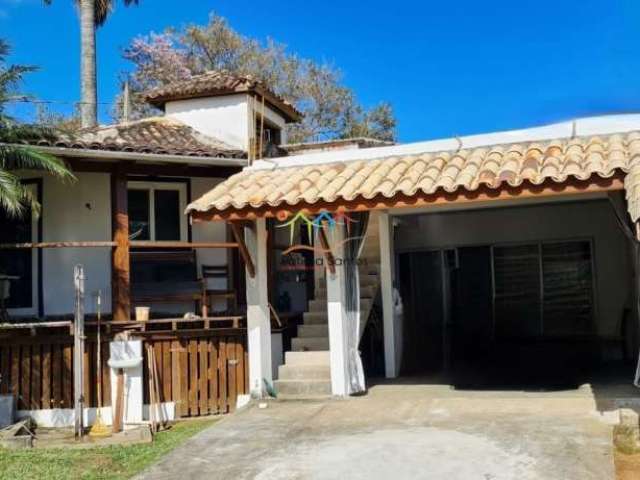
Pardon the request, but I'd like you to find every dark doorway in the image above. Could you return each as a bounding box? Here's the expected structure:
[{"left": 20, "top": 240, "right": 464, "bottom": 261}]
[
  {"left": 398, "top": 250, "right": 445, "bottom": 375},
  {"left": 398, "top": 242, "right": 624, "bottom": 389},
  {"left": 0, "top": 199, "right": 35, "bottom": 309},
  {"left": 450, "top": 247, "right": 493, "bottom": 374}
]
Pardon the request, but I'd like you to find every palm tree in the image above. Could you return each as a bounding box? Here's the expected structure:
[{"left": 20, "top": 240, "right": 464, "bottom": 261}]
[
  {"left": 0, "top": 39, "right": 75, "bottom": 217},
  {"left": 43, "top": 0, "right": 139, "bottom": 128}
]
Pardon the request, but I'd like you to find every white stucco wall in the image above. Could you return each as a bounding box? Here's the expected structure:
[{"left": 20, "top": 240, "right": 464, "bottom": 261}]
[
  {"left": 190, "top": 177, "right": 230, "bottom": 312},
  {"left": 17, "top": 171, "right": 113, "bottom": 316},
  {"left": 165, "top": 93, "right": 289, "bottom": 150},
  {"left": 394, "top": 199, "right": 632, "bottom": 339},
  {"left": 9, "top": 173, "right": 230, "bottom": 318},
  {"left": 165, "top": 94, "right": 251, "bottom": 150}
]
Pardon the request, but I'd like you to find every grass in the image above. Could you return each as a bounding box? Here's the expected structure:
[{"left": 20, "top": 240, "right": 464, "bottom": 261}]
[{"left": 0, "top": 419, "right": 217, "bottom": 480}]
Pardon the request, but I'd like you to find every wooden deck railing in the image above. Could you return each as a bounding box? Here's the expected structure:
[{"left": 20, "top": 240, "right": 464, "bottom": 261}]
[{"left": 0, "top": 320, "right": 248, "bottom": 417}]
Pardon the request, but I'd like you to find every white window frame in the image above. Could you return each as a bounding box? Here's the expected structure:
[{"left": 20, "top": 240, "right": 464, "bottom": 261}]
[{"left": 127, "top": 181, "right": 188, "bottom": 242}]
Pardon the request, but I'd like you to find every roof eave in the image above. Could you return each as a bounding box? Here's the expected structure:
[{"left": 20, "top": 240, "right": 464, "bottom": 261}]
[
  {"left": 4, "top": 143, "right": 249, "bottom": 167},
  {"left": 188, "top": 171, "right": 627, "bottom": 222},
  {"left": 147, "top": 86, "right": 303, "bottom": 124}
]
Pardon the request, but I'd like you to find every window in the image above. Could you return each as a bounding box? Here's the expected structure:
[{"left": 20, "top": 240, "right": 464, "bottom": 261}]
[
  {"left": 127, "top": 182, "right": 187, "bottom": 242},
  {"left": 492, "top": 240, "right": 594, "bottom": 338},
  {"left": 0, "top": 182, "right": 39, "bottom": 311},
  {"left": 493, "top": 244, "right": 542, "bottom": 338}
]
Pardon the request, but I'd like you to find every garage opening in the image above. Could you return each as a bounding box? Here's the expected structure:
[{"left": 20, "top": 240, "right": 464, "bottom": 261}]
[{"left": 395, "top": 199, "right": 638, "bottom": 390}]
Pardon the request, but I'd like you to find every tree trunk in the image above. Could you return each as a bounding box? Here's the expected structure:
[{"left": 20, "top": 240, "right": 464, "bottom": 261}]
[{"left": 79, "top": 0, "right": 98, "bottom": 128}]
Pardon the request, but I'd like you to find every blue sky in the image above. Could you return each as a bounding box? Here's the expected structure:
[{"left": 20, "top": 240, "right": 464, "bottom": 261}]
[{"left": 1, "top": 0, "right": 639, "bottom": 142}]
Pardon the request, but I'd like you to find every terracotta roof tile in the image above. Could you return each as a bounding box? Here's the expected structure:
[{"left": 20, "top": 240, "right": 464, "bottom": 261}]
[
  {"left": 28, "top": 117, "right": 246, "bottom": 159},
  {"left": 187, "top": 131, "right": 640, "bottom": 215},
  {"left": 144, "top": 71, "right": 302, "bottom": 123}
]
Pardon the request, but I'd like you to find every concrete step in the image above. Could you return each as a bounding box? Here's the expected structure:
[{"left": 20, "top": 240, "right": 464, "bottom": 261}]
[
  {"left": 307, "top": 299, "right": 327, "bottom": 312},
  {"left": 284, "top": 350, "right": 330, "bottom": 366},
  {"left": 298, "top": 324, "right": 329, "bottom": 337},
  {"left": 278, "top": 364, "right": 331, "bottom": 380},
  {"left": 360, "top": 263, "right": 380, "bottom": 275},
  {"left": 303, "top": 311, "right": 328, "bottom": 324},
  {"left": 360, "top": 285, "right": 378, "bottom": 299},
  {"left": 360, "top": 274, "right": 380, "bottom": 286},
  {"left": 274, "top": 379, "right": 332, "bottom": 398},
  {"left": 292, "top": 336, "right": 330, "bottom": 351}
]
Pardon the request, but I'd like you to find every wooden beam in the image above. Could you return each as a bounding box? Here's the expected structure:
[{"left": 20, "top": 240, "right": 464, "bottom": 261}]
[
  {"left": 0, "top": 241, "right": 237, "bottom": 250},
  {"left": 229, "top": 222, "right": 256, "bottom": 278},
  {"left": 0, "top": 242, "right": 116, "bottom": 249},
  {"left": 191, "top": 173, "right": 626, "bottom": 222},
  {"left": 129, "top": 241, "right": 238, "bottom": 249},
  {"left": 317, "top": 221, "right": 336, "bottom": 275},
  {"left": 111, "top": 166, "right": 131, "bottom": 321}
]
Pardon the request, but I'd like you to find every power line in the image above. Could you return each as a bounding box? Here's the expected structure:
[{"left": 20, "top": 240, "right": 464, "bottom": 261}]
[{"left": 7, "top": 97, "right": 116, "bottom": 106}]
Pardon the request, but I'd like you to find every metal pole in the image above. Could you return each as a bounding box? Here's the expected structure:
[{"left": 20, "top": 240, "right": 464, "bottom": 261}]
[{"left": 73, "top": 265, "right": 85, "bottom": 438}]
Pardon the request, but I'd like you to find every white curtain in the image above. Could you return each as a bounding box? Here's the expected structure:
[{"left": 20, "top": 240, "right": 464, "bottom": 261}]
[
  {"left": 343, "top": 212, "right": 369, "bottom": 394},
  {"left": 607, "top": 194, "right": 640, "bottom": 387}
]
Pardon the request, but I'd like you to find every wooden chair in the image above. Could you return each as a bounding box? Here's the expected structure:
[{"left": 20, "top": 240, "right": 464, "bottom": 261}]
[{"left": 201, "top": 265, "right": 238, "bottom": 316}]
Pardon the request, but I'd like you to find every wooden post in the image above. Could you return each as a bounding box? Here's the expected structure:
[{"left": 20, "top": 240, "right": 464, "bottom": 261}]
[
  {"left": 111, "top": 167, "right": 131, "bottom": 320},
  {"left": 73, "top": 265, "right": 85, "bottom": 437},
  {"left": 229, "top": 222, "right": 256, "bottom": 278}
]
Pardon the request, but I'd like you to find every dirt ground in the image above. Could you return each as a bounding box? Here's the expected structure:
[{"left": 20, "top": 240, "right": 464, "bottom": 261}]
[{"left": 615, "top": 451, "right": 640, "bottom": 480}]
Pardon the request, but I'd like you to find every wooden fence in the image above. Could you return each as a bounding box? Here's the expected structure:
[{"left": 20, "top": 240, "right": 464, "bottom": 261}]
[{"left": 0, "top": 328, "right": 248, "bottom": 417}]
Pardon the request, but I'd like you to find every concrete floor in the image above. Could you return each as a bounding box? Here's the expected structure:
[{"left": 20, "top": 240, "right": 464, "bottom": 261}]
[{"left": 137, "top": 384, "right": 619, "bottom": 480}]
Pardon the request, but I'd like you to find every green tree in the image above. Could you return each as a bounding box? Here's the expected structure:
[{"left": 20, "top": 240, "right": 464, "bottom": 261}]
[
  {"left": 0, "top": 40, "right": 75, "bottom": 217},
  {"left": 121, "top": 14, "right": 397, "bottom": 143},
  {"left": 43, "top": 0, "right": 139, "bottom": 128}
]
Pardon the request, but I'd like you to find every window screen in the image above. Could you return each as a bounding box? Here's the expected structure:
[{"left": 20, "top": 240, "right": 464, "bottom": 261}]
[
  {"left": 493, "top": 244, "right": 542, "bottom": 338},
  {"left": 492, "top": 240, "right": 594, "bottom": 338},
  {"left": 542, "top": 241, "right": 594, "bottom": 335}
]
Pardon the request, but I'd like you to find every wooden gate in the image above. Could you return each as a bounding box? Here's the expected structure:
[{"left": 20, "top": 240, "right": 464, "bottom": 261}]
[{"left": 0, "top": 328, "right": 248, "bottom": 417}]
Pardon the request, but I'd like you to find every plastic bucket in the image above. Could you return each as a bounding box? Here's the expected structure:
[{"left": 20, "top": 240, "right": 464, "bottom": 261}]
[{"left": 135, "top": 306, "right": 150, "bottom": 321}]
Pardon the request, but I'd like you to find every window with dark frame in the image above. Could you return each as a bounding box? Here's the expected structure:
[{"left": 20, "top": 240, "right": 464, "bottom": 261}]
[
  {"left": 493, "top": 240, "right": 595, "bottom": 338},
  {"left": 127, "top": 187, "right": 183, "bottom": 242}
]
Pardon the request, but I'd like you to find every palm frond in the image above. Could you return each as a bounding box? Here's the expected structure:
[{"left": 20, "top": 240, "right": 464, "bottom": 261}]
[
  {"left": 0, "top": 40, "right": 9, "bottom": 61},
  {"left": 0, "top": 169, "right": 25, "bottom": 217},
  {"left": 0, "top": 145, "right": 76, "bottom": 183},
  {"left": 44, "top": 0, "right": 138, "bottom": 27}
]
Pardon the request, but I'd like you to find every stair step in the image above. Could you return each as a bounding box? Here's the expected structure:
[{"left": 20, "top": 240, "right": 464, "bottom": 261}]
[
  {"left": 360, "top": 263, "right": 380, "bottom": 275},
  {"left": 303, "top": 311, "right": 328, "bottom": 324},
  {"left": 292, "top": 336, "right": 330, "bottom": 351},
  {"left": 284, "top": 351, "right": 330, "bottom": 366},
  {"left": 278, "top": 364, "right": 331, "bottom": 380},
  {"left": 298, "top": 324, "right": 329, "bottom": 337},
  {"left": 360, "top": 274, "right": 380, "bottom": 286},
  {"left": 360, "top": 285, "right": 378, "bottom": 299},
  {"left": 308, "top": 299, "right": 327, "bottom": 312},
  {"left": 274, "top": 379, "right": 332, "bottom": 397},
  {"left": 307, "top": 297, "right": 374, "bottom": 311}
]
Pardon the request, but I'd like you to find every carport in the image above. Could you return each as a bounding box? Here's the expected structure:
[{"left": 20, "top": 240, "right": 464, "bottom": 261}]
[
  {"left": 393, "top": 196, "right": 636, "bottom": 389},
  {"left": 186, "top": 120, "right": 640, "bottom": 398}
]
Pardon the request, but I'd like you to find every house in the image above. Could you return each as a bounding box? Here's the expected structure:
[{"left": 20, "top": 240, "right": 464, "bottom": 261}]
[
  {"left": 0, "top": 71, "right": 306, "bottom": 321},
  {"left": 4, "top": 73, "right": 640, "bottom": 403},
  {"left": 186, "top": 115, "right": 640, "bottom": 398}
]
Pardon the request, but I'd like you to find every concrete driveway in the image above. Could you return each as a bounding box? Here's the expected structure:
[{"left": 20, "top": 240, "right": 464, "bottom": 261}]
[{"left": 137, "top": 384, "right": 616, "bottom": 480}]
